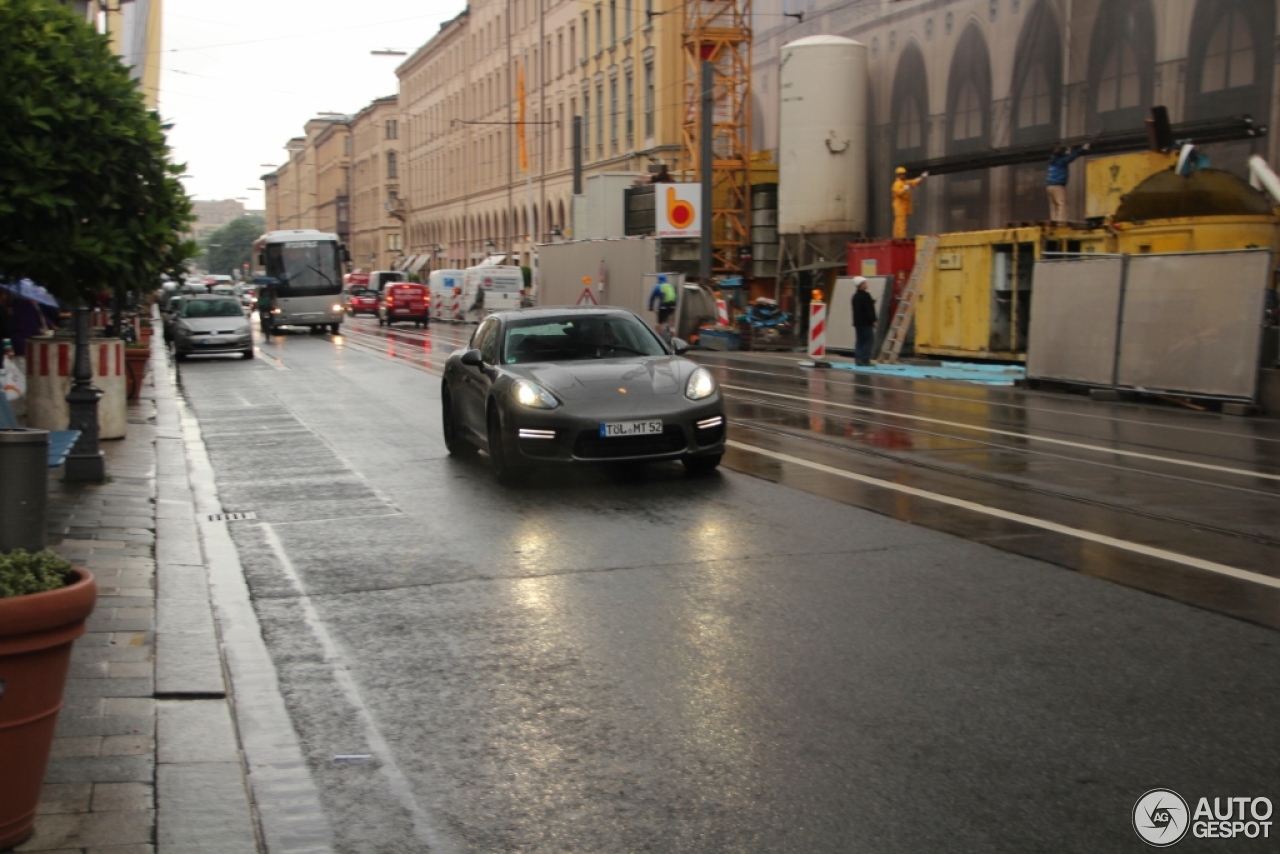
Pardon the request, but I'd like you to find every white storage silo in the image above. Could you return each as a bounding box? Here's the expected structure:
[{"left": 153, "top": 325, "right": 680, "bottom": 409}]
[{"left": 777, "top": 35, "right": 868, "bottom": 238}]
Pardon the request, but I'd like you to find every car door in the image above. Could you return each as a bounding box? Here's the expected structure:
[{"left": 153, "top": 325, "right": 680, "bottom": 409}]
[{"left": 456, "top": 318, "right": 499, "bottom": 438}]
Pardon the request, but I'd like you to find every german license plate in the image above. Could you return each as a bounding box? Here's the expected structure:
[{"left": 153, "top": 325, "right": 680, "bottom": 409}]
[
  {"left": 394, "top": 307, "right": 410, "bottom": 313},
  {"left": 600, "top": 420, "right": 663, "bottom": 437}
]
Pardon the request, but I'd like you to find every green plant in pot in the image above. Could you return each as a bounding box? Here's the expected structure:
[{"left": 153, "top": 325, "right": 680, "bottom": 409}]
[{"left": 0, "top": 550, "right": 98, "bottom": 849}]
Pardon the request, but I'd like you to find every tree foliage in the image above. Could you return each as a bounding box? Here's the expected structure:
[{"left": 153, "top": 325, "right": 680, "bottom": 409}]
[
  {"left": 0, "top": 0, "right": 196, "bottom": 304},
  {"left": 203, "top": 215, "right": 265, "bottom": 275}
]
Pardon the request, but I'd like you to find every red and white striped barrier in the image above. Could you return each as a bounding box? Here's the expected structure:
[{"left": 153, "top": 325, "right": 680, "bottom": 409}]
[
  {"left": 450, "top": 288, "right": 462, "bottom": 322},
  {"left": 715, "top": 298, "right": 731, "bottom": 327},
  {"left": 808, "top": 301, "right": 827, "bottom": 360},
  {"left": 25, "top": 337, "right": 127, "bottom": 439}
]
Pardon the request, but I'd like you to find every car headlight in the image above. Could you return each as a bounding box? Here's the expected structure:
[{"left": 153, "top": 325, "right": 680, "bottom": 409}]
[
  {"left": 685, "top": 367, "right": 716, "bottom": 400},
  {"left": 234, "top": 324, "right": 250, "bottom": 336},
  {"left": 331, "top": 303, "right": 343, "bottom": 313},
  {"left": 511, "top": 378, "right": 559, "bottom": 409}
]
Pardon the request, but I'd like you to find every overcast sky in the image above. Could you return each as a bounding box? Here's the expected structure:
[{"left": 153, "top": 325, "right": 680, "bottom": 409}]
[{"left": 159, "top": 0, "right": 466, "bottom": 206}]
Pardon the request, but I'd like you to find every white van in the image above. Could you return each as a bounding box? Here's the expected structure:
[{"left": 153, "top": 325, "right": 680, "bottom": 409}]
[
  {"left": 428, "top": 269, "right": 465, "bottom": 321},
  {"left": 462, "top": 265, "right": 524, "bottom": 320},
  {"left": 369, "top": 270, "right": 405, "bottom": 294}
]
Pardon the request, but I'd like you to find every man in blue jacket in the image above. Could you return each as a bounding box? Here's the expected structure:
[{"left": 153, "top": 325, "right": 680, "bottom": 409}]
[{"left": 1046, "top": 142, "right": 1090, "bottom": 224}]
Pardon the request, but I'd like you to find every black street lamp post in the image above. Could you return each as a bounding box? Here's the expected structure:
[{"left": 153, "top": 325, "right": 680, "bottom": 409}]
[{"left": 64, "top": 305, "right": 106, "bottom": 482}]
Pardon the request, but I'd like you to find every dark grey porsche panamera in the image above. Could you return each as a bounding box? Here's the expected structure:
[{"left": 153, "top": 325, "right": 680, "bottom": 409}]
[{"left": 441, "top": 307, "right": 726, "bottom": 483}]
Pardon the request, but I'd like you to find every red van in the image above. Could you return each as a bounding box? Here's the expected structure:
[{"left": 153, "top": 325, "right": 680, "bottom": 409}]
[{"left": 378, "top": 282, "right": 430, "bottom": 327}]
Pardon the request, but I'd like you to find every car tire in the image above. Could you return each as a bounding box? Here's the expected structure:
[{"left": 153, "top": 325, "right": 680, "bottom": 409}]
[
  {"left": 487, "top": 404, "right": 526, "bottom": 485},
  {"left": 242, "top": 347, "right": 254, "bottom": 360},
  {"left": 683, "top": 454, "right": 722, "bottom": 475},
  {"left": 174, "top": 351, "right": 187, "bottom": 362},
  {"left": 330, "top": 323, "right": 340, "bottom": 334},
  {"left": 441, "top": 386, "right": 477, "bottom": 457}
]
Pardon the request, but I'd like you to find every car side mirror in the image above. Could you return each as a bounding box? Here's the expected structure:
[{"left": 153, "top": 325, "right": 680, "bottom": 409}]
[
  {"left": 460, "top": 348, "right": 484, "bottom": 367},
  {"left": 670, "top": 337, "right": 690, "bottom": 355}
]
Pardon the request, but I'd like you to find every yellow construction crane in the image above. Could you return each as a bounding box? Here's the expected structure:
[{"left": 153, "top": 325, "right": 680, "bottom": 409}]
[{"left": 680, "top": 0, "right": 752, "bottom": 275}]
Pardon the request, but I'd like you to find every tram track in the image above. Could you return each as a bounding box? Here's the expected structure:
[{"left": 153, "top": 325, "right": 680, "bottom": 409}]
[{"left": 319, "top": 317, "right": 1280, "bottom": 623}]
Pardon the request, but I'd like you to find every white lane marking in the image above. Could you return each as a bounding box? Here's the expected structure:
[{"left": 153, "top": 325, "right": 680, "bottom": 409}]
[
  {"left": 260, "top": 524, "right": 457, "bottom": 854},
  {"left": 723, "top": 384, "right": 1280, "bottom": 483},
  {"left": 728, "top": 439, "right": 1280, "bottom": 591},
  {"left": 716, "top": 362, "right": 1280, "bottom": 445}
]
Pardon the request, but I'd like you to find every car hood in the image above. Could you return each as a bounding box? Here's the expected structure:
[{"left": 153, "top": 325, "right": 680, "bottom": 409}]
[
  {"left": 510, "top": 357, "right": 689, "bottom": 399},
  {"left": 179, "top": 316, "right": 248, "bottom": 333}
]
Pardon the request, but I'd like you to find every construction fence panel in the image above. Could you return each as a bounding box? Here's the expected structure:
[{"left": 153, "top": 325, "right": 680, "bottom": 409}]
[
  {"left": 1118, "top": 250, "right": 1270, "bottom": 400},
  {"left": 535, "top": 238, "right": 660, "bottom": 319},
  {"left": 1026, "top": 256, "right": 1125, "bottom": 387}
]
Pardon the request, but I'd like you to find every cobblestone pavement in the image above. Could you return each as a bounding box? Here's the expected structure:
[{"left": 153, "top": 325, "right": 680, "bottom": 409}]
[{"left": 9, "top": 339, "right": 258, "bottom": 854}]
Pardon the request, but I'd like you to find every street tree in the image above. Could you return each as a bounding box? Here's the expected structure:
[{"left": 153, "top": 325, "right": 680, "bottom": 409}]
[
  {"left": 0, "top": 0, "right": 196, "bottom": 305},
  {"left": 203, "top": 215, "right": 265, "bottom": 276}
]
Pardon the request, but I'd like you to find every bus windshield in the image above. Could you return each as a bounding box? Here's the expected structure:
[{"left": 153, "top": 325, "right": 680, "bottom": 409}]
[{"left": 264, "top": 241, "right": 342, "bottom": 297}]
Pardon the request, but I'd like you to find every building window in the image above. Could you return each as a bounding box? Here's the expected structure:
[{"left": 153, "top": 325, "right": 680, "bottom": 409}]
[
  {"left": 386, "top": 119, "right": 398, "bottom": 140},
  {"left": 596, "top": 82, "right": 604, "bottom": 155},
  {"left": 582, "top": 12, "right": 590, "bottom": 58},
  {"left": 610, "top": 0, "right": 617, "bottom": 45},
  {"left": 583, "top": 92, "right": 591, "bottom": 156},
  {"left": 624, "top": 70, "right": 634, "bottom": 147},
  {"left": 387, "top": 151, "right": 398, "bottom": 179},
  {"left": 569, "top": 23, "right": 576, "bottom": 66},
  {"left": 625, "top": 0, "right": 632, "bottom": 38},
  {"left": 1096, "top": 45, "right": 1140, "bottom": 113},
  {"left": 388, "top": 233, "right": 402, "bottom": 252},
  {"left": 895, "top": 94, "right": 923, "bottom": 149},
  {"left": 609, "top": 77, "right": 618, "bottom": 151},
  {"left": 1016, "top": 65, "right": 1052, "bottom": 129},
  {"left": 951, "top": 82, "right": 982, "bottom": 141},
  {"left": 644, "top": 0, "right": 653, "bottom": 26},
  {"left": 557, "top": 31, "right": 564, "bottom": 77},
  {"left": 644, "top": 60, "right": 654, "bottom": 138},
  {"left": 1201, "top": 9, "right": 1254, "bottom": 92}
]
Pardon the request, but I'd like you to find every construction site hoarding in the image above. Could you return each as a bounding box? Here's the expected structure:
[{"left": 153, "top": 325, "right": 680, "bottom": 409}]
[
  {"left": 535, "top": 238, "right": 661, "bottom": 320},
  {"left": 1118, "top": 250, "right": 1270, "bottom": 400},
  {"left": 1026, "top": 256, "right": 1125, "bottom": 387}
]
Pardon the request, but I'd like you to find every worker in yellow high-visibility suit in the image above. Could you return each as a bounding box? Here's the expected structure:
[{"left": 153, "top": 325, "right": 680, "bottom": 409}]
[{"left": 892, "top": 166, "right": 928, "bottom": 239}]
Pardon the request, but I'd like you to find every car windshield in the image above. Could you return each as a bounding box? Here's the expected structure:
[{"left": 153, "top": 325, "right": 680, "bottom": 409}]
[
  {"left": 350, "top": 288, "right": 376, "bottom": 297},
  {"left": 503, "top": 314, "right": 665, "bottom": 364},
  {"left": 181, "top": 299, "right": 243, "bottom": 318}
]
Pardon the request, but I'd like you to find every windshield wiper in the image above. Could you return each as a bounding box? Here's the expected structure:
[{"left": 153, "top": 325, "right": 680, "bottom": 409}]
[{"left": 305, "top": 264, "right": 335, "bottom": 288}]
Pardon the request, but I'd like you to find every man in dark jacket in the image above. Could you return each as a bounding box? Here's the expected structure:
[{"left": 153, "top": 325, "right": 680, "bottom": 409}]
[
  {"left": 1045, "top": 142, "right": 1090, "bottom": 224},
  {"left": 851, "top": 276, "right": 877, "bottom": 366}
]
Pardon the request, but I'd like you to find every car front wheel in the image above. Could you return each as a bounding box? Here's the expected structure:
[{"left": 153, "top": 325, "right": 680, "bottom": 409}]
[
  {"left": 441, "top": 386, "right": 476, "bottom": 457},
  {"left": 487, "top": 404, "right": 526, "bottom": 485}
]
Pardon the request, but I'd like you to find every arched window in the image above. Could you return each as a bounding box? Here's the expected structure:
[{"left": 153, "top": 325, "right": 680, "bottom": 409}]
[
  {"left": 1009, "top": 0, "right": 1063, "bottom": 220},
  {"left": 945, "top": 24, "right": 992, "bottom": 232},
  {"left": 1200, "top": 10, "right": 1253, "bottom": 92},
  {"left": 889, "top": 43, "right": 929, "bottom": 236},
  {"left": 1087, "top": 0, "right": 1154, "bottom": 133},
  {"left": 1185, "top": 0, "right": 1272, "bottom": 121},
  {"left": 951, "top": 83, "right": 983, "bottom": 142}
]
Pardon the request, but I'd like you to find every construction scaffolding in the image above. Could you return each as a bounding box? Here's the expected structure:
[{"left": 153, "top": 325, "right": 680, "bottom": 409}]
[{"left": 681, "top": 0, "right": 752, "bottom": 275}]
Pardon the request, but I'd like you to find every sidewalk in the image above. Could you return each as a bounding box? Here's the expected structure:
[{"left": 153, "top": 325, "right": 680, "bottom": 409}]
[{"left": 10, "top": 337, "right": 258, "bottom": 853}]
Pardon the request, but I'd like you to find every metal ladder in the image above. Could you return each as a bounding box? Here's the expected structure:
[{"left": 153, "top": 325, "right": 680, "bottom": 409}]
[{"left": 879, "top": 235, "right": 938, "bottom": 364}]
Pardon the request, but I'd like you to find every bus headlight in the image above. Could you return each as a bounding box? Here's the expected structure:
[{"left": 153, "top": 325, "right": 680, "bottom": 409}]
[{"left": 331, "top": 303, "right": 343, "bottom": 313}]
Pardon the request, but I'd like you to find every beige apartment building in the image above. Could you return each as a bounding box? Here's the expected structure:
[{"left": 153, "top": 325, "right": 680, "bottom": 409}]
[
  {"left": 314, "top": 120, "right": 352, "bottom": 245},
  {"left": 396, "top": 0, "right": 688, "bottom": 270},
  {"left": 349, "top": 96, "right": 404, "bottom": 272}
]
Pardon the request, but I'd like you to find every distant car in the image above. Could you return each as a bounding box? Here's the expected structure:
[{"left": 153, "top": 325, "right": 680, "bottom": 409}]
[
  {"left": 240, "top": 287, "right": 257, "bottom": 310},
  {"left": 346, "top": 287, "right": 378, "bottom": 316},
  {"left": 440, "top": 307, "right": 725, "bottom": 484},
  {"left": 161, "top": 295, "right": 188, "bottom": 343},
  {"left": 378, "top": 282, "right": 429, "bottom": 327},
  {"left": 172, "top": 296, "right": 253, "bottom": 361}
]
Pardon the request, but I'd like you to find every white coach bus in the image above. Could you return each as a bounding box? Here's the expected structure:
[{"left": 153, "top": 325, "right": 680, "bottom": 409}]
[{"left": 253, "top": 230, "right": 349, "bottom": 334}]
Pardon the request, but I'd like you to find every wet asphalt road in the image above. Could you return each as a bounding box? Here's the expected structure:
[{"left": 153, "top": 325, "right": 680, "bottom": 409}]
[{"left": 173, "top": 317, "right": 1280, "bottom": 852}]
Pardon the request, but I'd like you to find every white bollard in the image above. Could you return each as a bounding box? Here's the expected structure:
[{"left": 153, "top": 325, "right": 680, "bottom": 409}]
[{"left": 715, "top": 298, "right": 731, "bottom": 327}]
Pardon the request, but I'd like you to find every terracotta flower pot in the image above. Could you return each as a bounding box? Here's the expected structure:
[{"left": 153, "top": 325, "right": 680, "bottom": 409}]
[
  {"left": 0, "top": 567, "right": 97, "bottom": 850},
  {"left": 124, "top": 347, "right": 150, "bottom": 400}
]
